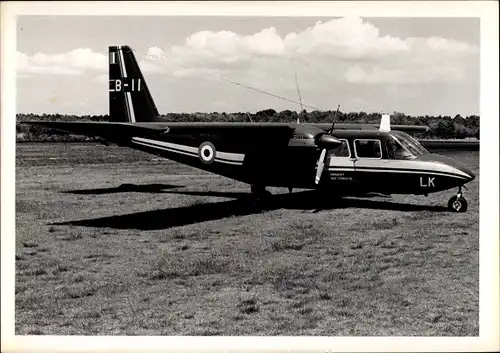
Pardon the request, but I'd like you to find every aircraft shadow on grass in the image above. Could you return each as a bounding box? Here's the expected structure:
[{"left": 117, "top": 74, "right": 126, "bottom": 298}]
[
  {"left": 63, "top": 183, "right": 181, "bottom": 195},
  {"left": 53, "top": 190, "right": 448, "bottom": 231}
]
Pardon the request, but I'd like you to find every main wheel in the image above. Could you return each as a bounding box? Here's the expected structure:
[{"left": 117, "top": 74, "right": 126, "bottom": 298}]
[{"left": 448, "top": 195, "right": 468, "bottom": 212}]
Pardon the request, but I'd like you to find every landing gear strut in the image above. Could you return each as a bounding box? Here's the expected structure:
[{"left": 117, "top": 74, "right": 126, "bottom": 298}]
[
  {"left": 448, "top": 185, "right": 468, "bottom": 212},
  {"left": 251, "top": 184, "right": 272, "bottom": 207}
]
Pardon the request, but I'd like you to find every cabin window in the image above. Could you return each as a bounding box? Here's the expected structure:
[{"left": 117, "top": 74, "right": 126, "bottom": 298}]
[
  {"left": 354, "top": 139, "right": 382, "bottom": 159},
  {"left": 330, "top": 139, "right": 350, "bottom": 157}
]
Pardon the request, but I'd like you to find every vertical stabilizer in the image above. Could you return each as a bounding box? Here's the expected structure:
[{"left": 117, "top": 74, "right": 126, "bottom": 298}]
[
  {"left": 379, "top": 113, "right": 391, "bottom": 132},
  {"left": 108, "top": 45, "right": 160, "bottom": 122}
]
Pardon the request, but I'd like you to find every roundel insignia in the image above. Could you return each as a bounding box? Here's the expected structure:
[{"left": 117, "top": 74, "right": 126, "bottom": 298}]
[{"left": 198, "top": 141, "right": 216, "bottom": 164}]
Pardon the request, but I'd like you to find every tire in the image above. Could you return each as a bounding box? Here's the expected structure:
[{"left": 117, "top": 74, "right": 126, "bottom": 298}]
[{"left": 448, "top": 195, "right": 468, "bottom": 212}]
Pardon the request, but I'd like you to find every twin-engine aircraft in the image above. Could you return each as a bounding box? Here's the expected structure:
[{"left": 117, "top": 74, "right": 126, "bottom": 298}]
[{"left": 24, "top": 45, "right": 476, "bottom": 212}]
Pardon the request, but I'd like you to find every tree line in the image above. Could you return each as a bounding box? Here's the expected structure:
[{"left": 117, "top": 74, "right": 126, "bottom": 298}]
[{"left": 16, "top": 110, "right": 480, "bottom": 142}]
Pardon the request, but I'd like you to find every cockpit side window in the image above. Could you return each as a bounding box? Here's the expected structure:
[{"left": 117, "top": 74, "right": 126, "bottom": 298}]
[
  {"left": 354, "top": 139, "right": 382, "bottom": 159},
  {"left": 388, "top": 133, "right": 428, "bottom": 159},
  {"left": 330, "top": 139, "right": 350, "bottom": 157},
  {"left": 386, "top": 138, "right": 411, "bottom": 160}
]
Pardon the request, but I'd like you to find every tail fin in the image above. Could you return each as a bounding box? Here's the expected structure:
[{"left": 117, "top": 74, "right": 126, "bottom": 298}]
[
  {"left": 379, "top": 113, "right": 391, "bottom": 132},
  {"left": 108, "top": 45, "right": 160, "bottom": 122}
]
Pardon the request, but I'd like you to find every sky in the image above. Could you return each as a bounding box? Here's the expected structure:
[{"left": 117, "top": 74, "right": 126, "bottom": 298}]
[{"left": 16, "top": 16, "right": 480, "bottom": 116}]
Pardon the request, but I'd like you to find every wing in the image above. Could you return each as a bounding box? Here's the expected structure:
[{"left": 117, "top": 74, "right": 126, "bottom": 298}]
[
  {"left": 21, "top": 121, "right": 295, "bottom": 150},
  {"left": 312, "top": 123, "right": 429, "bottom": 133}
]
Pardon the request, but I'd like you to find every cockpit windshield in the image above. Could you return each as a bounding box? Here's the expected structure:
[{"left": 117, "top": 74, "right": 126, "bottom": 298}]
[{"left": 387, "top": 132, "right": 429, "bottom": 160}]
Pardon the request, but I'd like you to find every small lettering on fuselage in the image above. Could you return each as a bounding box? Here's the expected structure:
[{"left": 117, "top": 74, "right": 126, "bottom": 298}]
[
  {"left": 330, "top": 172, "right": 353, "bottom": 181},
  {"left": 420, "top": 176, "right": 435, "bottom": 187}
]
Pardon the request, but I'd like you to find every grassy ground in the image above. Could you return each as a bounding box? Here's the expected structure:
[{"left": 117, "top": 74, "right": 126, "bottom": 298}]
[{"left": 15, "top": 143, "right": 479, "bottom": 336}]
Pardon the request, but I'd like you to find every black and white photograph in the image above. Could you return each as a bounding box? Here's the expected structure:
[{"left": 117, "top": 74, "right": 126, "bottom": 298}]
[{"left": 1, "top": 1, "right": 498, "bottom": 352}]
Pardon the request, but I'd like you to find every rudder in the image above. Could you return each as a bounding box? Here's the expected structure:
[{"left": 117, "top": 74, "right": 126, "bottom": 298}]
[{"left": 108, "top": 45, "right": 160, "bottom": 122}]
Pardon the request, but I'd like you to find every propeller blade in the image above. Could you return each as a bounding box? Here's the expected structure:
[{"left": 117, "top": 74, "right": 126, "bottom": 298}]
[{"left": 315, "top": 148, "right": 327, "bottom": 184}]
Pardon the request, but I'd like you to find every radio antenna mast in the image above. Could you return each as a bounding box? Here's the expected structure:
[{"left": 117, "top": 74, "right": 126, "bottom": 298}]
[
  {"left": 294, "top": 71, "right": 304, "bottom": 124},
  {"left": 329, "top": 104, "right": 341, "bottom": 133}
]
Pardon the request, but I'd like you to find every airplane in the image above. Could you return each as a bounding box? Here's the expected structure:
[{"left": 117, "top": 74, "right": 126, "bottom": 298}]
[{"left": 22, "top": 45, "right": 476, "bottom": 213}]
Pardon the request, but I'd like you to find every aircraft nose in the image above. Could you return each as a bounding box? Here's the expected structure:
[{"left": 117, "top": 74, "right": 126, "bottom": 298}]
[
  {"left": 418, "top": 154, "right": 475, "bottom": 182},
  {"left": 456, "top": 163, "right": 475, "bottom": 182},
  {"left": 446, "top": 156, "right": 475, "bottom": 181},
  {"left": 447, "top": 158, "right": 475, "bottom": 182},
  {"left": 464, "top": 166, "right": 475, "bottom": 181}
]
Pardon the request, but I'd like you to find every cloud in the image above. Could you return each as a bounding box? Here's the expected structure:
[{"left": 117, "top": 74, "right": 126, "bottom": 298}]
[
  {"left": 17, "top": 48, "right": 106, "bottom": 76},
  {"left": 283, "top": 17, "right": 410, "bottom": 59},
  {"left": 17, "top": 17, "right": 477, "bottom": 87},
  {"left": 176, "top": 27, "right": 286, "bottom": 59},
  {"left": 344, "top": 62, "right": 465, "bottom": 84},
  {"left": 145, "top": 17, "right": 477, "bottom": 86},
  {"left": 16, "top": 16, "right": 478, "bottom": 117},
  {"left": 17, "top": 46, "right": 166, "bottom": 80}
]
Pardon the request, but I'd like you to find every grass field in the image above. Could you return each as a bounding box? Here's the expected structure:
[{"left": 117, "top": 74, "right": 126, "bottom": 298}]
[{"left": 15, "top": 143, "right": 479, "bottom": 336}]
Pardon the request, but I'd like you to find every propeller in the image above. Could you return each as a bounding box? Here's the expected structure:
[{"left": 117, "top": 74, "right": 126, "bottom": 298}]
[
  {"left": 315, "top": 148, "right": 327, "bottom": 184},
  {"left": 314, "top": 105, "right": 342, "bottom": 185},
  {"left": 314, "top": 134, "right": 342, "bottom": 185}
]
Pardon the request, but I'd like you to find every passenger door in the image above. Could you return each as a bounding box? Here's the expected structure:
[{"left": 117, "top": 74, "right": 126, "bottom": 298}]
[
  {"left": 326, "top": 139, "right": 357, "bottom": 187},
  {"left": 351, "top": 139, "right": 385, "bottom": 191}
]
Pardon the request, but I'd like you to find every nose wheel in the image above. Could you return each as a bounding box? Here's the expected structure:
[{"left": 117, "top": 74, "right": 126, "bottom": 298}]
[{"left": 448, "top": 186, "right": 468, "bottom": 212}]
